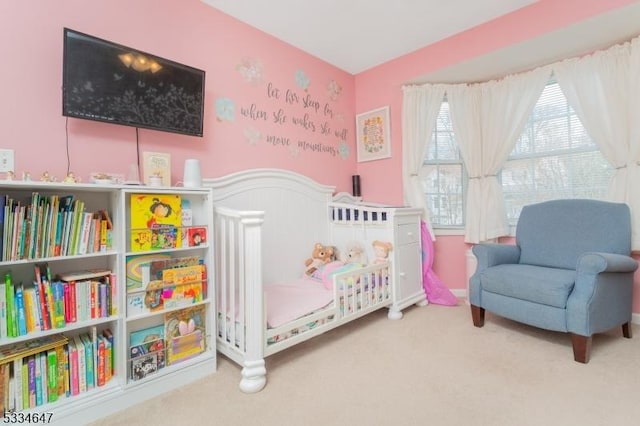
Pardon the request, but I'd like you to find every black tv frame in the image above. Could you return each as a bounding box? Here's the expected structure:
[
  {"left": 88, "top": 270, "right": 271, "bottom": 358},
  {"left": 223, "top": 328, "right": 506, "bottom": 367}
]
[{"left": 62, "top": 28, "right": 205, "bottom": 137}]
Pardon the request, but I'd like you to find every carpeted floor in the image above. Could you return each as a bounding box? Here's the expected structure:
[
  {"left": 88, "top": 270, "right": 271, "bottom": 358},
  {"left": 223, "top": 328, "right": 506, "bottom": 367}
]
[{"left": 91, "top": 301, "right": 640, "bottom": 426}]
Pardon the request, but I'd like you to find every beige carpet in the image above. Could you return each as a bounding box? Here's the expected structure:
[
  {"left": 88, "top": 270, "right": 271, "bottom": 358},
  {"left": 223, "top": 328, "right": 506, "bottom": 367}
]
[{"left": 91, "top": 301, "right": 640, "bottom": 426}]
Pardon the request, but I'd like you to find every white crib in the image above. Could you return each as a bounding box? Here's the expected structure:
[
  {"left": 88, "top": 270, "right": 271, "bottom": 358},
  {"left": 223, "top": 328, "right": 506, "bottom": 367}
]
[{"left": 203, "top": 169, "right": 426, "bottom": 393}]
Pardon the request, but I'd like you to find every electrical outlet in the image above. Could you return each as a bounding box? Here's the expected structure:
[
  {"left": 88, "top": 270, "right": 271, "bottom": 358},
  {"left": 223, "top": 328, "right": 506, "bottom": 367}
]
[{"left": 0, "top": 149, "right": 15, "bottom": 172}]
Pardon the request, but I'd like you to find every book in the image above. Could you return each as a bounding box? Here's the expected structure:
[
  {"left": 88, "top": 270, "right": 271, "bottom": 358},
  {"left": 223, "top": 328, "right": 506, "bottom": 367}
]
[
  {"left": 161, "top": 264, "right": 205, "bottom": 308},
  {"left": 102, "top": 329, "right": 114, "bottom": 378},
  {"left": 79, "top": 333, "right": 94, "bottom": 390},
  {"left": 34, "top": 352, "right": 42, "bottom": 406},
  {"left": 27, "top": 355, "right": 36, "bottom": 408},
  {"left": 46, "top": 348, "right": 58, "bottom": 403},
  {"left": 14, "top": 285, "right": 27, "bottom": 336},
  {"left": 180, "top": 199, "right": 193, "bottom": 247},
  {"left": 59, "top": 269, "right": 111, "bottom": 282},
  {"left": 142, "top": 151, "right": 172, "bottom": 187},
  {"left": 0, "top": 282, "right": 6, "bottom": 338},
  {"left": 4, "top": 272, "right": 16, "bottom": 338},
  {"left": 96, "top": 335, "right": 106, "bottom": 387},
  {"left": 130, "top": 353, "right": 159, "bottom": 381},
  {"left": 73, "top": 335, "right": 86, "bottom": 393},
  {"left": 129, "top": 324, "right": 165, "bottom": 379},
  {"left": 187, "top": 226, "right": 207, "bottom": 247},
  {"left": 54, "top": 345, "right": 66, "bottom": 398},
  {"left": 130, "top": 194, "right": 182, "bottom": 252},
  {"left": 0, "top": 363, "right": 8, "bottom": 412},
  {"left": 125, "top": 254, "right": 171, "bottom": 292},
  {"left": 67, "top": 339, "right": 79, "bottom": 396},
  {"left": 11, "top": 358, "right": 22, "bottom": 411},
  {"left": 164, "top": 305, "right": 206, "bottom": 365}
]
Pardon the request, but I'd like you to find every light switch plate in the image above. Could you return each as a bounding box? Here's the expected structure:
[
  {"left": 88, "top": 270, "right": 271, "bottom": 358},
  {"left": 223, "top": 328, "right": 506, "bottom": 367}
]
[{"left": 0, "top": 149, "right": 15, "bottom": 172}]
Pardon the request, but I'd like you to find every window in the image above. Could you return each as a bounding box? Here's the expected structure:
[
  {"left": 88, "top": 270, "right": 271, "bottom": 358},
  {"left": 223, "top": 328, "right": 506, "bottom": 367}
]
[
  {"left": 423, "top": 101, "right": 465, "bottom": 227},
  {"left": 424, "top": 81, "right": 613, "bottom": 230},
  {"left": 501, "top": 82, "right": 613, "bottom": 227}
]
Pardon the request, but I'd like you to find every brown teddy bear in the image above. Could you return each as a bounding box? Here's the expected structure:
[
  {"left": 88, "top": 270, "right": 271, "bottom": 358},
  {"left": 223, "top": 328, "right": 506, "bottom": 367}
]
[{"left": 304, "top": 243, "right": 336, "bottom": 276}]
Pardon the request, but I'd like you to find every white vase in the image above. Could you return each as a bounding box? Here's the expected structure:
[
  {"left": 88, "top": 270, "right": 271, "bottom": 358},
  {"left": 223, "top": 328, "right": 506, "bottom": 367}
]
[{"left": 183, "top": 159, "right": 202, "bottom": 188}]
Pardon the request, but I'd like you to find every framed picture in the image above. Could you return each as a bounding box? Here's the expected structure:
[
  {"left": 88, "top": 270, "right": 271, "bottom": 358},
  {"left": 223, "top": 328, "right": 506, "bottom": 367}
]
[
  {"left": 356, "top": 106, "right": 391, "bottom": 162},
  {"left": 142, "top": 152, "right": 172, "bottom": 186}
]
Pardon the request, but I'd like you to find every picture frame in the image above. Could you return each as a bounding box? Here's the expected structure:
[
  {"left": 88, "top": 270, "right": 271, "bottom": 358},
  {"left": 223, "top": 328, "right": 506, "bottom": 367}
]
[
  {"left": 356, "top": 106, "right": 391, "bottom": 162},
  {"left": 142, "top": 151, "right": 172, "bottom": 186}
]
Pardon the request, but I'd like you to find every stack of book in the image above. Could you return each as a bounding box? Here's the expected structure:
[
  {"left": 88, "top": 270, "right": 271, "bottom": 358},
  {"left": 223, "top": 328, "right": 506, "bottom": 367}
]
[
  {"left": 0, "top": 193, "right": 113, "bottom": 262},
  {"left": 0, "top": 328, "right": 115, "bottom": 412},
  {"left": 125, "top": 255, "right": 206, "bottom": 317},
  {"left": 129, "top": 324, "right": 165, "bottom": 381},
  {"left": 164, "top": 305, "right": 206, "bottom": 366},
  {"left": 0, "top": 267, "right": 115, "bottom": 339}
]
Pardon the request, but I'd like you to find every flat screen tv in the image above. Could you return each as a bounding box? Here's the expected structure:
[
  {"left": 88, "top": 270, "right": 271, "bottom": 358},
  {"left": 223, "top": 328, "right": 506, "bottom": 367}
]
[{"left": 62, "top": 28, "right": 205, "bottom": 137}]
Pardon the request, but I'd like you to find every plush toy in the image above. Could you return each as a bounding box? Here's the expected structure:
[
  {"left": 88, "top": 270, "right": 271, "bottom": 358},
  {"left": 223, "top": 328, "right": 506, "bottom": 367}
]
[
  {"left": 372, "top": 240, "right": 393, "bottom": 264},
  {"left": 304, "top": 243, "right": 336, "bottom": 276},
  {"left": 341, "top": 241, "right": 368, "bottom": 266}
]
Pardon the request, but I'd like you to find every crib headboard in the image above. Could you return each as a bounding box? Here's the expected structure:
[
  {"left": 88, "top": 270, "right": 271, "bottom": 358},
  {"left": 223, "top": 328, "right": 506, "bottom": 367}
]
[{"left": 203, "top": 169, "right": 335, "bottom": 285}]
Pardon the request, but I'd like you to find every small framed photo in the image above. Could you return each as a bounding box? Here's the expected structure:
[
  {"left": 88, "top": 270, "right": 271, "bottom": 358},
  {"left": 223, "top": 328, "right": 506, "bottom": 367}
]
[
  {"left": 142, "top": 151, "right": 172, "bottom": 186},
  {"left": 356, "top": 106, "right": 391, "bottom": 162}
]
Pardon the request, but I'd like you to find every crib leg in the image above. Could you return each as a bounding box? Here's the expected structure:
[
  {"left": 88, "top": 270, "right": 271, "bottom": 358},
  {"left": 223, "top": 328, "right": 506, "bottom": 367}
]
[
  {"left": 388, "top": 306, "right": 403, "bottom": 320},
  {"left": 240, "top": 359, "right": 267, "bottom": 393}
]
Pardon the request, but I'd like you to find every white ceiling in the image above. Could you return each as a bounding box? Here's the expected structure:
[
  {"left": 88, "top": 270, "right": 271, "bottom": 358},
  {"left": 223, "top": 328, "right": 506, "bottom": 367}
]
[
  {"left": 202, "top": 0, "right": 538, "bottom": 74},
  {"left": 202, "top": 0, "right": 640, "bottom": 82}
]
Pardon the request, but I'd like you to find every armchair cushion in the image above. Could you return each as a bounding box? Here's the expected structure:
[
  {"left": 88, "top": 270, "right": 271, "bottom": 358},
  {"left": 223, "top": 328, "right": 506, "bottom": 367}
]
[{"left": 480, "top": 264, "right": 576, "bottom": 308}]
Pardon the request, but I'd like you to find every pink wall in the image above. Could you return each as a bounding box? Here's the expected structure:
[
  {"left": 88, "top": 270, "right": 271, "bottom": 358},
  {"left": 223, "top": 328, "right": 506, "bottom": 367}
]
[
  {"left": 354, "top": 0, "right": 640, "bottom": 313},
  {"left": 0, "top": 0, "right": 356, "bottom": 192}
]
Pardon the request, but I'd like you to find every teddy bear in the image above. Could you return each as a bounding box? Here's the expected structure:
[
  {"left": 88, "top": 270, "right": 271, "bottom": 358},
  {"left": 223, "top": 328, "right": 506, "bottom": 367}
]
[
  {"left": 371, "top": 240, "right": 393, "bottom": 265},
  {"left": 304, "top": 243, "right": 336, "bottom": 276},
  {"left": 341, "top": 241, "right": 368, "bottom": 266}
]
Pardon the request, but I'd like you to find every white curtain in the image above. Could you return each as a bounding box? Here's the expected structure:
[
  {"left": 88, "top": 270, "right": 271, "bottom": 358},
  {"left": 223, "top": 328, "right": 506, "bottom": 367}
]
[
  {"left": 447, "top": 67, "right": 550, "bottom": 243},
  {"left": 401, "top": 84, "right": 447, "bottom": 236},
  {"left": 554, "top": 37, "right": 640, "bottom": 250}
]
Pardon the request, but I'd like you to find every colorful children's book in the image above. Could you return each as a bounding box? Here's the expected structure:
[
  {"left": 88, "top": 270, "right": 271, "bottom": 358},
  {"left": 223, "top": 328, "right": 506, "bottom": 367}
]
[
  {"left": 187, "top": 226, "right": 207, "bottom": 247},
  {"left": 164, "top": 305, "right": 206, "bottom": 366},
  {"left": 125, "top": 254, "right": 171, "bottom": 292},
  {"left": 129, "top": 324, "right": 165, "bottom": 377},
  {"left": 161, "top": 264, "right": 205, "bottom": 308},
  {"left": 130, "top": 194, "right": 182, "bottom": 252},
  {"left": 130, "top": 353, "right": 159, "bottom": 381}
]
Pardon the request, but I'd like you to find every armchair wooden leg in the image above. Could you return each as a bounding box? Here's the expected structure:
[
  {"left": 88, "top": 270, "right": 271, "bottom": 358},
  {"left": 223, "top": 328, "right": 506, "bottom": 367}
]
[
  {"left": 470, "top": 304, "right": 485, "bottom": 327},
  {"left": 570, "top": 334, "right": 592, "bottom": 363},
  {"left": 622, "top": 322, "right": 632, "bottom": 338}
]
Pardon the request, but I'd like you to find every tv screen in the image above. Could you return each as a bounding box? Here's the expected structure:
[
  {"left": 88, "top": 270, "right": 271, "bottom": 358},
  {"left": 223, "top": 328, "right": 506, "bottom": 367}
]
[{"left": 62, "top": 28, "right": 205, "bottom": 137}]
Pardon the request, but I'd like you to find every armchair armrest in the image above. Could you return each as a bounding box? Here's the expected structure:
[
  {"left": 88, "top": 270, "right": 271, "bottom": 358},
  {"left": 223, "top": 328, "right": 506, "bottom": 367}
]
[
  {"left": 576, "top": 252, "right": 639, "bottom": 275},
  {"left": 568, "top": 252, "right": 638, "bottom": 335},
  {"left": 472, "top": 243, "right": 521, "bottom": 272}
]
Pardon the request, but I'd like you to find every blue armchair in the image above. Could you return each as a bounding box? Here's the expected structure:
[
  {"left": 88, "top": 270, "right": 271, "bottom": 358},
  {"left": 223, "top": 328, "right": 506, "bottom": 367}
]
[{"left": 469, "top": 199, "right": 638, "bottom": 363}]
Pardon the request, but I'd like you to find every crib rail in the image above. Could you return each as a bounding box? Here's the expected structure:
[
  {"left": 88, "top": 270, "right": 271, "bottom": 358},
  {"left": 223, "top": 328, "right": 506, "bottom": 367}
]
[
  {"left": 333, "top": 261, "right": 393, "bottom": 318},
  {"left": 214, "top": 206, "right": 264, "bottom": 367},
  {"left": 328, "top": 202, "right": 390, "bottom": 225}
]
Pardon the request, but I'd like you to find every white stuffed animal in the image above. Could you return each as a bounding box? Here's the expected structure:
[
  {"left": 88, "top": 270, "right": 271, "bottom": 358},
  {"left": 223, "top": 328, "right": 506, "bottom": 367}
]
[{"left": 341, "top": 241, "right": 368, "bottom": 266}]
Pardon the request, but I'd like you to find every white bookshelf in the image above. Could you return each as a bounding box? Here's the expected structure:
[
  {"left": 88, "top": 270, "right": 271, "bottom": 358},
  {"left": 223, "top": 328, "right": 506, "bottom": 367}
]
[{"left": 0, "top": 182, "right": 216, "bottom": 425}]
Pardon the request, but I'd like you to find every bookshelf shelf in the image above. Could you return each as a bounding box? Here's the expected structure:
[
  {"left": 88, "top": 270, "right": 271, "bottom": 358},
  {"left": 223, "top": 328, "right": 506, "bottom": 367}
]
[
  {"left": 0, "top": 315, "right": 117, "bottom": 346},
  {"left": 0, "top": 183, "right": 216, "bottom": 425},
  {"left": 124, "top": 299, "right": 209, "bottom": 323}
]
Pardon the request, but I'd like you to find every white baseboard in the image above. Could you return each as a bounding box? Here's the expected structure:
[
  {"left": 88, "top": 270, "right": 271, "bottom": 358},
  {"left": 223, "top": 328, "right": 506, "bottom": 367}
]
[{"left": 450, "top": 289, "right": 640, "bottom": 325}]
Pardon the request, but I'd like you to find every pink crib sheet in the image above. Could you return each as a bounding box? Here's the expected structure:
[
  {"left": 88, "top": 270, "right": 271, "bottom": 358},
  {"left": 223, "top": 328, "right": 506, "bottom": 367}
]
[{"left": 264, "top": 277, "right": 334, "bottom": 328}]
